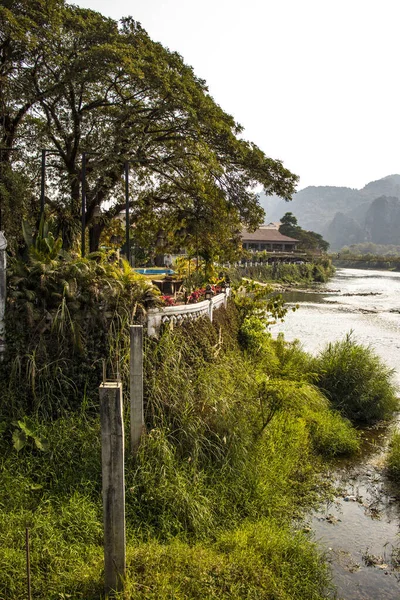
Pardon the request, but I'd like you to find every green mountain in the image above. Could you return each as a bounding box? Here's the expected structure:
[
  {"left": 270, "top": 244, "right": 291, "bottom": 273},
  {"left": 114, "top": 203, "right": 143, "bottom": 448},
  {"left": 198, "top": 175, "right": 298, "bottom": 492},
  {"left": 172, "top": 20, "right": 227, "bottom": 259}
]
[{"left": 259, "top": 175, "right": 400, "bottom": 250}]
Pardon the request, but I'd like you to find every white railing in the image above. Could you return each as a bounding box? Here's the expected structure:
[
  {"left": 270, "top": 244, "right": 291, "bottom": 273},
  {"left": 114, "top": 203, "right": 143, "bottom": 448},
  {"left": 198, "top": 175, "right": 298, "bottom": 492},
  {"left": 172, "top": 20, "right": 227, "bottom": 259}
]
[{"left": 147, "top": 289, "right": 231, "bottom": 337}]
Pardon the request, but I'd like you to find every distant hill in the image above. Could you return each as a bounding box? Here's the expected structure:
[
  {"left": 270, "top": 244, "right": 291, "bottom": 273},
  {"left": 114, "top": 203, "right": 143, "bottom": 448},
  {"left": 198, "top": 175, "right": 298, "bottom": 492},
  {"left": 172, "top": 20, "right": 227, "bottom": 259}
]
[{"left": 259, "top": 175, "right": 400, "bottom": 250}]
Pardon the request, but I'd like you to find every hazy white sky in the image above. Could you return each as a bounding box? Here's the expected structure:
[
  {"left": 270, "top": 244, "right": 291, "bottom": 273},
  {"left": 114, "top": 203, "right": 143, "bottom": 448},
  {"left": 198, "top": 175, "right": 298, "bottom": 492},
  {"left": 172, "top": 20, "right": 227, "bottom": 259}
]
[{"left": 73, "top": 0, "right": 400, "bottom": 191}]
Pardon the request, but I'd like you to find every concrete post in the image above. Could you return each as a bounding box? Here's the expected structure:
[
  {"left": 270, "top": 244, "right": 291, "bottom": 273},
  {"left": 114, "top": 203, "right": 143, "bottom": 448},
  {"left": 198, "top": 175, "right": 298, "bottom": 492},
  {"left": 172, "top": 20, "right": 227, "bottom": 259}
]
[
  {"left": 208, "top": 298, "right": 213, "bottom": 322},
  {"left": 99, "top": 382, "right": 126, "bottom": 596},
  {"left": 0, "top": 232, "right": 7, "bottom": 360},
  {"left": 130, "top": 325, "right": 144, "bottom": 454},
  {"left": 147, "top": 310, "right": 162, "bottom": 337}
]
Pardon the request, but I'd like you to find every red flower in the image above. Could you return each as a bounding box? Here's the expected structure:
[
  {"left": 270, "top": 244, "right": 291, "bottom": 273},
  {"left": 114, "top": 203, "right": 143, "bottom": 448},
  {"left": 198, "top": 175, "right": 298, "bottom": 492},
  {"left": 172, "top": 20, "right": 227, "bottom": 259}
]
[{"left": 161, "top": 295, "right": 176, "bottom": 306}]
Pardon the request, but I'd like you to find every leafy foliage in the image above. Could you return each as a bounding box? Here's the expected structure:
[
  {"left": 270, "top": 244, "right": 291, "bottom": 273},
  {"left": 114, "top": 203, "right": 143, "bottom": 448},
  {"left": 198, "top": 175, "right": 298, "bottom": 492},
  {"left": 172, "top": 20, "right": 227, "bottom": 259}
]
[
  {"left": 0, "top": 297, "right": 361, "bottom": 598},
  {"left": 313, "top": 332, "right": 399, "bottom": 424},
  {"left": 280, "top": 212, "right": 330, "bottom": 252},
  {"left": 3, "top": 245, "right": 160, "bottom": 417},
  {"left": 1, "top": 0, "right": 297, "bottom": 258},
  {"left": 12, "top": 417, "right": 48, "bottom": 452},
  {"left": 227, "top": 258, "right": 335, "bottom": 285}
]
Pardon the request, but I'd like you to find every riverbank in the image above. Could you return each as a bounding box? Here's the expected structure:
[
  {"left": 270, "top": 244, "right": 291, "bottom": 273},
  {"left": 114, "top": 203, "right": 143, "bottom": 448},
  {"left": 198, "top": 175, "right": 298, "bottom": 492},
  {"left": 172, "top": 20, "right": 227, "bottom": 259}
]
[
  {"left": 1, "top": 294, "right": 368, "bottom": 599},
  {"left": 333, "top": 257, "right": 400, "bottom": 271},
  {"left": 2, "top": 264, "right": 399, "bottom": 599},
  {"left": 273, "top": 267, "right": 400, "bottom": 599},
  {"left": 309, "top": 419, "right": 400, "bottom": 600},
  {"left": 227, "top": 256, "right": 335, "bottom": 286}
]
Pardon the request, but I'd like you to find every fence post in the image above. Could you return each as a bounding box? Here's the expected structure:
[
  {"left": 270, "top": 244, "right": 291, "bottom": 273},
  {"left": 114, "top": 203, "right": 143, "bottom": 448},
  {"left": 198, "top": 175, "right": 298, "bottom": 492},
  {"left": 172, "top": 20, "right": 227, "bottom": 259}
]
[
  {"left": 99, "top": 381, "right": 126, "bottom": 596},
  {"left": 0, "top": 232, "right": 7, "bottom": 360},
  {"left": 130, "top": 325, "right": 144, "bottom": 454}
]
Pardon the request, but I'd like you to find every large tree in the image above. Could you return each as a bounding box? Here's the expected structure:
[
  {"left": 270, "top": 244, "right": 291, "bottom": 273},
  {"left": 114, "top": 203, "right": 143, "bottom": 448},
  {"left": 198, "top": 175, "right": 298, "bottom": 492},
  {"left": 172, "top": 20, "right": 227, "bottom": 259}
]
[
  {"left": 1, "top": 1, "right": 298, "bottom": 256},
  {"left": 279, "top": 212, "right": 329, "bottom": 252}
]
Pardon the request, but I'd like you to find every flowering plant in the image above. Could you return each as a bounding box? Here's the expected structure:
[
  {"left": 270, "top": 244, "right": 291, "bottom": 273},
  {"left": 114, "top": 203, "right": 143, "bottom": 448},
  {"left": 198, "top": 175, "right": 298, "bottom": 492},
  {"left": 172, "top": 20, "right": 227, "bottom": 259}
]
[
  {"left": 161, "top": 295, "right": 176, "bottom": 306},
  {"left": 187, "top": 285, "right": 223, "bottom": 303},
  {"left": 187, "top": 288, "right": 205, "bottom": 303}
]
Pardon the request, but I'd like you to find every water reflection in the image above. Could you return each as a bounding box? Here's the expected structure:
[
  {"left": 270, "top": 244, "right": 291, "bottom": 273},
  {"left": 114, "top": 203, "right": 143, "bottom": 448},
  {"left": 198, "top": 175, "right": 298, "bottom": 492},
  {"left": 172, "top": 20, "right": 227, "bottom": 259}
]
[
  {"left": 272, "top": 268, "right": 400, "bottom": 386},
  {"left": 272, "top": 268, "right": 400, "bottom": 599},
  {"left": 310, "top": 419, "right": 400, "bottom": 600}
]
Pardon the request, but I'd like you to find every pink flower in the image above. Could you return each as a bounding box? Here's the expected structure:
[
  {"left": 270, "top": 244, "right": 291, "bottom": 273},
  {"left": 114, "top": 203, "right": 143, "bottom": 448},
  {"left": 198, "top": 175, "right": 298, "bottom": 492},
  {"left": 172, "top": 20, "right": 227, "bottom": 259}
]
[{"left": 161, "top": 295, "right": 176, "bottom": 306}]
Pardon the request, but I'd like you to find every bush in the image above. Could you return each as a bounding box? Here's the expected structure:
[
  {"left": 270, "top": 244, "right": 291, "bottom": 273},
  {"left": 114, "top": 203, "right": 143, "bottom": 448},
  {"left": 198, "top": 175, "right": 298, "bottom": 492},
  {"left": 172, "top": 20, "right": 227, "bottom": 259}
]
[
  {"left": 3, "top": 253, "right": 160, "bottom": 418},
  {"left": 313, "top": 333, "right": 399, "bottom": 424},
  {"left": 387, "top": 432, "right": 400, "bottom": 481}
]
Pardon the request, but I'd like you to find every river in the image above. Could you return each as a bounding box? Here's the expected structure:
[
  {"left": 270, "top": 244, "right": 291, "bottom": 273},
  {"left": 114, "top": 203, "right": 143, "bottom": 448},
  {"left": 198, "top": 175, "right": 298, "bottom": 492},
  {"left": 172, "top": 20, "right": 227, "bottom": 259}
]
[{"left": 272, "top": 268, "right": 400, "bottom": 600}]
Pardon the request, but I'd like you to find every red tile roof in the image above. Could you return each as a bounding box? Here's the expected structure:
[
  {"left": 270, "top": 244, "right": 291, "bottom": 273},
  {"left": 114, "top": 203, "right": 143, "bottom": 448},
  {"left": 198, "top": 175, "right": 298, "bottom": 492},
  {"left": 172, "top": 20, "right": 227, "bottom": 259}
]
[{"left": 242, "top": 229, "right": 298, "bottom": 243}]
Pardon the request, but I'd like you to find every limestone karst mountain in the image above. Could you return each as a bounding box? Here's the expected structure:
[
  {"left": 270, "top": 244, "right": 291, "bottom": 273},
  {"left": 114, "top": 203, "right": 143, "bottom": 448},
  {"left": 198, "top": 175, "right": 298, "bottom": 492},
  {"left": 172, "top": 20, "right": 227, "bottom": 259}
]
[{"left": 259, "top": 175, "right": 400, "bottom": 250}]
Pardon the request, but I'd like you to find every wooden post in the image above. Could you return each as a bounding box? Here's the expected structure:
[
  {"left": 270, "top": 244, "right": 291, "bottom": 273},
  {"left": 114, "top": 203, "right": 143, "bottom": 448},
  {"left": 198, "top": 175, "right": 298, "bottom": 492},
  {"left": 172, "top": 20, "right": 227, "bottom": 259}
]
[
  {"left": 130, "top": 325, "right": 144, "bottom": 454},
  {"left": 99, "top": 382, "right": 126, "bottom": 596}
]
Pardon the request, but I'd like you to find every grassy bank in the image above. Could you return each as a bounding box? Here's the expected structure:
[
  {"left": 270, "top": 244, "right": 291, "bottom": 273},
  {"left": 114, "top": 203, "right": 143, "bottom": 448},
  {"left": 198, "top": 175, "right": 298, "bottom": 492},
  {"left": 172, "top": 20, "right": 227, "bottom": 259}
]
[
  {"left": 333, "top": 256, "right": 400, "bottom": 271},
  {"left": 227, "top": 257, "right": 334, "bottom": 286},
  {"left": 0, "top": 295, "right": 366, "bottom": 599},
  {"left": 2, "top": 272, "right": 398, "bottom": 598}
]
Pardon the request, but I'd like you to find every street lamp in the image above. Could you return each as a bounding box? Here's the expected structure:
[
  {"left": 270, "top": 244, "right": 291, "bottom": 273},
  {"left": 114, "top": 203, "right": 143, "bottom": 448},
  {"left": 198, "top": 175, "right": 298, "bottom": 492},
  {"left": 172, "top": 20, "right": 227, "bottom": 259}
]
[
  {"left": 0, "top": 147, "right": 16, "bottom": 230},
  {"left": 81, "top": 152, "right": 87, "bottom": 256},
  {"left": 81, "top": 151, "right": 99, "bottom": 257},
  {"left": 124, "top": 161, "right": 131, "bottom": 265},
  {"left": 39, "top": 149, "right": 60, "bottom": 223}
]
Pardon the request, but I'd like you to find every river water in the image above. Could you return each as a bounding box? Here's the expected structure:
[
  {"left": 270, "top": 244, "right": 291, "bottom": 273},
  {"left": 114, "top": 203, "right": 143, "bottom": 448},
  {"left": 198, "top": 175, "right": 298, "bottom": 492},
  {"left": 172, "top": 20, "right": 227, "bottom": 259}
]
[{"left": 272, "top": 268, "right": 400, "bottom": 600}]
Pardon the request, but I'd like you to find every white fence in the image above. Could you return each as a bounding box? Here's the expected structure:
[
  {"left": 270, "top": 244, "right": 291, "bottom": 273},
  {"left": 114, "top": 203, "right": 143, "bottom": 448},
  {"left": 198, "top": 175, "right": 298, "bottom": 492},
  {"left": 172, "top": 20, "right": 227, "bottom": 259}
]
[{"left": 147, "top": 289, "right": 231, "bottom": 337}]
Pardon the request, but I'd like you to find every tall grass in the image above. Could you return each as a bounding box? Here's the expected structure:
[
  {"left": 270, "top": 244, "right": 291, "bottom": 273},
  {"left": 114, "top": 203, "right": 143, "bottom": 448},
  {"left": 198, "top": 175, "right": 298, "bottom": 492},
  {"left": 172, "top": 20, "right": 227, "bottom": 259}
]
[
  {"left": 387, "top": 431, "right": 400, "bottom": 481},
  {"left": 121, "top": 521, "right": 330, "bottom": 600},
  {"left": 0, "top": 301, "right": 363, "bottom": 599},
  {"left": 313, "top": 332, "right": 399, "bottom": 424}
]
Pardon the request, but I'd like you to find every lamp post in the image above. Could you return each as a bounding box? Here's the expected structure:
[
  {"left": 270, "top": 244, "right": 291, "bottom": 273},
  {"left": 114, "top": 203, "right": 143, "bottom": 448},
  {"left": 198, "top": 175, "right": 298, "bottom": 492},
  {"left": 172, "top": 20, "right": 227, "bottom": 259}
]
[
  {"left": 40, "top": 148, "right": 46, "bottom": 220},
  {"left": 81, "top": 152, "right": 87, "bottom": 256},
  {"left": 0, "top": 147, "right": 15, "bottom": 230},
  {"left": 81, "top": 151, "right": 100, "bottom": 257},
  {"left": 39, "top": 148, "right": 59, "bottom": 223},
  {"left": 124, "top": 161, "right": 131, "bottom": 265},
  {"left": 0, "top": 148, "right": 11, "bottom": 361}
]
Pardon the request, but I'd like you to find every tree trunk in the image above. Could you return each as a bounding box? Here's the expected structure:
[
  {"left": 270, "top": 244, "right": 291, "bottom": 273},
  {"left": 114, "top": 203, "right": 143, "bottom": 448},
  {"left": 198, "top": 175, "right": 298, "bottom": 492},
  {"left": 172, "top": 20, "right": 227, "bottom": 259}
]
[{"left": 89, "top": 222, "right": 103, "bottom": 253}]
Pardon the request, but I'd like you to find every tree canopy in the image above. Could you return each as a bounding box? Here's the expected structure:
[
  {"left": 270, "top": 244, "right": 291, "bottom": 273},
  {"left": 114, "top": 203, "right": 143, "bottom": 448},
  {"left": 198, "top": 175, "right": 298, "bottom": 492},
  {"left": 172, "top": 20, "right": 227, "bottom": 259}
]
[
  {"left": 279, "top": 212, "right": 329, "bottom": 252},
  {"left": 1, "top": 0, "right": 298, "bottom": 257}
]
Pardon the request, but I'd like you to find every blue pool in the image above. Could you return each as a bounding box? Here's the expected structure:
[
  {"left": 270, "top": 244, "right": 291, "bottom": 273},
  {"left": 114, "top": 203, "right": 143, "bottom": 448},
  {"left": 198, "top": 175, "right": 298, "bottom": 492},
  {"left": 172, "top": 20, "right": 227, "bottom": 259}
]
[{"left": 134, "top": 268, "right": 175, "bottom": 275}]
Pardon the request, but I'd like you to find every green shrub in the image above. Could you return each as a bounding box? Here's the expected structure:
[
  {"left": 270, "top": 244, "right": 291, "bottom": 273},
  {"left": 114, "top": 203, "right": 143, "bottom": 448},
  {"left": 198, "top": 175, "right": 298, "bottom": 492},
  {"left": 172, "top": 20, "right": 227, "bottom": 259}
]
[
  {"left": 3, "top": 253, "right": 160, "bottom": 418},
  {"left": 313, "top": 333, "right": 399, "bottom": 424},
  {"left": 387, "top": 432, "right": 400, "bottom": 481},
  {"left": 273, "top": 334, "right": 314, "bottom": 381},
  {"left": 258, "top": 380, "right": 360, "bottom": 458}
]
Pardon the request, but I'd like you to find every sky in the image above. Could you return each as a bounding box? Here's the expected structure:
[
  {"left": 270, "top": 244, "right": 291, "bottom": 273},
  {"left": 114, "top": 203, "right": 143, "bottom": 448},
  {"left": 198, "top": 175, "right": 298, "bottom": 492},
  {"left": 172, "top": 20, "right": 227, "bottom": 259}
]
[{"left": 73, "top": 0, "right": 400, "bottom": 192}]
